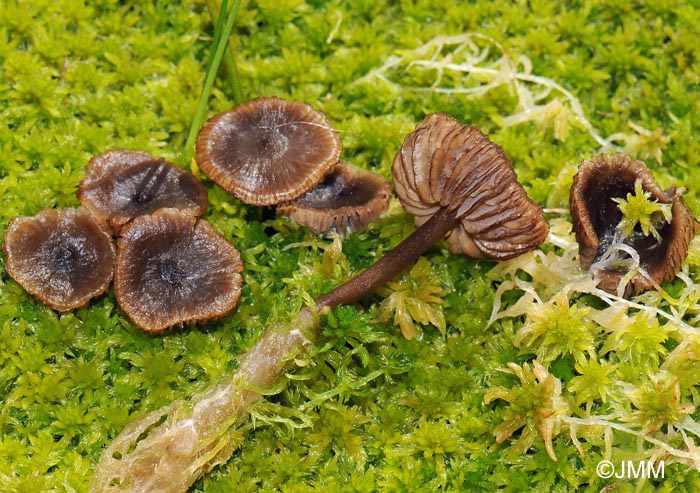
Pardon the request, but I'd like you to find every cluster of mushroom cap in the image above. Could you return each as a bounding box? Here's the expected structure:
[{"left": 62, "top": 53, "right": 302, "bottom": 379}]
[
  {"left": 9, "top": 97, "right": 695, "bottom": 339},
  {"left": 570, "top": 153, "right": 699, "bottom": 295},
  {"left": 3, "top": 150, "right": 243, "bottom": 332},
  {"left": 196, "top": 97, "right": 391, "bottom": 236},
  {"left": 3, "top": 100, "right": 556, "bottom": 337}
]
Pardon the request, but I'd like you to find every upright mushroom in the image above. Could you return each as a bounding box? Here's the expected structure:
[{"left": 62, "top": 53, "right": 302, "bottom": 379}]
[
  {"left": 570, "top": 153, "right": 699, "bottom": 295},
  {"left": 114, "top": 208, "right": 244, "bottom": 332},
  {"left": 196, "top": 97, "right": 342, "bottom": 206},
  {"left": 78, "top": 149, "right": 208, "bottom": 232},
  {"left": 276, "top": 161, "right": 391, "bottom": 236},
  {"left": 3, "top": 207, "right": 115, "bottom": 311},
  {"left": 91, "top": 113, "right": 548, "bottom": 492}
]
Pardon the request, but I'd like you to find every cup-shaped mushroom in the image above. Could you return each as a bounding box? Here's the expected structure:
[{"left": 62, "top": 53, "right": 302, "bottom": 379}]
[
  {"left": 392, "top": 113, "right": 549, "bottom": 260},
  {"left": 77, "top": 150, "right": 208, "bottom": 233},
  {"left": 276, "top": 161, "right": 391, "bottom": 236},
  {"left": 3, "top": 208, "right": 115, "bottom": 311},
  {"left": 195, "top": 97, "right": 342, "bottom": 206},
  {"left": 570, "top": 153, "right": 699, "bottom": 294},
  {"left": 114, "top": 209, "right": 243, "bottom": 332}
]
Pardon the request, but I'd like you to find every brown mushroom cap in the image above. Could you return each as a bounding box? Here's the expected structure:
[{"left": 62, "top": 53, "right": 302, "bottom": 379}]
[
  {"left": 3, "top": 208, "right": 115, "bottom": 311},
  {"left": 570, "top": 153, "right": 699, "bottom": 294},
  {"left": 114, "top": 208, "right": 243, "bottom": 332},
  {"left": 392, "top": 113, "right": 549, "bottom": 260},
  {"left": 195, "top": 97, "right": 342, "bottom": 206},
  {"left": 77, "top": 150, "right": 208, "bottom": 232},
  {"left": 276, "top": 161, "right": 391, "bottom": 236}
]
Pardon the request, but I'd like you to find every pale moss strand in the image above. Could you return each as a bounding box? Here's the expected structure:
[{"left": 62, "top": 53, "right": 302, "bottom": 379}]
[
  {"left": 362, "top": 32, "right": 667, "bottom": 157},
  {"left": 486, "top": 216, "right": 700, "bottom": 466}
]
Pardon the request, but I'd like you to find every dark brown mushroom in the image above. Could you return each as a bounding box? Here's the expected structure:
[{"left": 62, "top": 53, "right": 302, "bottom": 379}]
[
  {"left": 315, "top": 113, "right": 549, "bottom": 310},
  {"left": 195, "top": 97, "right": 342, "bottom": 206},
  {"left": 77, "top": 149, "right": 208, "bottom": 232},
  {"left": 114, "top": 208, "right": 243, "bottom": 332},
  {"left": 570, "top": 153, "right": 699, "bottom": 295},
  {"left": 276, "top": 161, "right": 391, "bottom": 236},
  {"left": 3, "top": 207, "right": 115, "bottom": 311}
]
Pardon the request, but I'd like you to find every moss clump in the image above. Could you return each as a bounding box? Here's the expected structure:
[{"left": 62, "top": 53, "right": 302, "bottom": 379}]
[
  {"left": 2, "top": 0, "right": 700, "bottom": 491},
  {"left": 614, "top": 178, "right": 673, "bottom": 241}
]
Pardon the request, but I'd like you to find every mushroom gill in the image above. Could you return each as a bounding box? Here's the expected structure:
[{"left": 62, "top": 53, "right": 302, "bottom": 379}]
[
  {"left": 195, "top": 97, "right": 341, "bottom": 206},
  {"left": 570, "top": 153, "right": 699, "bottom": 295},
  {"left": 392, "top": 112, "right": 549, "bottom": 260},
  {"left": 114, "top": 208, "right": 243, "bottom": 332},
  {"left": 78, "top": 149, "right": 208, "bottom": 232},
  {"left": 276, "top": 161, "right": 391, "bottom": 236},
  {"left": 3, "top": 207, "right": 115, "bottom": 311}
]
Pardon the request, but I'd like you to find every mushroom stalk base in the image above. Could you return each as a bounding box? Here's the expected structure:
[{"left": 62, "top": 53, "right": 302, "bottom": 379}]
[
  {"left": 315, "top": 206, "right": 459, "bottom": 310},
  {"left": 89, "top": 309, "right": 317, "bottom": 493}
]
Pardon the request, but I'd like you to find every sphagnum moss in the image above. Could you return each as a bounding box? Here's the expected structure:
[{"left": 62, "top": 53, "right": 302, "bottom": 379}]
[{"left": 2, "top": 1, "right": 700, "bottom": 492}]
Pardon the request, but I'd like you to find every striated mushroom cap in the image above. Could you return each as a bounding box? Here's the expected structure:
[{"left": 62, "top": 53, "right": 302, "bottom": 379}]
[
  {"left": 114, "top": 208, "right": 243, "bottom": 332},
  {"left": 195, "top": 97, "right": 342, "bottom": 206},
  {"left": 3, "top": 208, "right": 115, "bottom": 311},
  {"left": 77, "top": 150, "right": 208, "bottom": 232},
  {"left": 570, "top": 153, "right": 699, "bottom": 294},
  {"left": 276, "top": 161, "right": 391, "bottom": 236},
  {"left": 392, "top": 113, "right": 548, "bottom": 260}
]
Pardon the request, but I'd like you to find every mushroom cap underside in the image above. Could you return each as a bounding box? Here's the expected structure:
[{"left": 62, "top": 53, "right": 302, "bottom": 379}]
[
  {"left": 277, "top": 161, "right": 391, "bottom": 235},
  {"left": 3, "top": 207, "right": 115, "bottom": 311},
  {"left": 570, "top": 153, "right": 699, "bottom": 294},
  {"left": 114, "top": 208, "right": 243, "bottom": 332},
  {"left": 78, "top": 149, "right": 208, "bottom": 231},
  {"left": 196, "top": 97, "right": 342, "bottom": 206},
  {"left": 392, "top": 112, "right": 549, "bottom": 259}
]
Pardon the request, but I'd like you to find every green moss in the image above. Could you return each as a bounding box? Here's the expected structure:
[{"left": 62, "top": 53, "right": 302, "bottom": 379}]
[
  {"left": 2, "top": 0, "right": 700, "bottom": 491},
  {"left": 613, "top": 178, "right": 673, "bottom": 240}
]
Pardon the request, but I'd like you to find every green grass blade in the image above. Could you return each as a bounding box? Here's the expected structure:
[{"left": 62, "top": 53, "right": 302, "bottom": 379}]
[{"left": 184, "top": 0, "right": 243, "bottom": 161}]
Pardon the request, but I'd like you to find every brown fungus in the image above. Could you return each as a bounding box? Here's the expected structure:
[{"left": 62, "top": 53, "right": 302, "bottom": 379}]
[
  {"left": 77, "top": 149, "right": 208, "bottom": 232},
  {"left": 3, "top": 207, "right": 115, "bottom": 311},
  {"left": 394, "top": 113, "right": 549, "bottom": 260},
  {"left": 315, "top": 113, "right": 548, "bottom": 310},
  {"left": 276, "top": 161, "right": 391, "bottom": 236},
  {"left": 114, "top": 208, "right": 243, "bottom": 332},
  {"left": 195, "top": 97, "right": 341, "bottom": 206},
  {"left": 570, "top": 153, "right": 699, "bottom": 295}
]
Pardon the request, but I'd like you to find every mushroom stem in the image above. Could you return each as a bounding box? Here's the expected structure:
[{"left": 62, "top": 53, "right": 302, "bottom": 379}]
[{"left": 315, "top": 206, "right": 460, "bottom": 310}]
